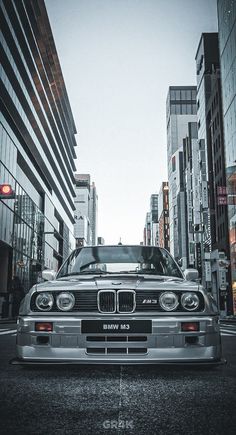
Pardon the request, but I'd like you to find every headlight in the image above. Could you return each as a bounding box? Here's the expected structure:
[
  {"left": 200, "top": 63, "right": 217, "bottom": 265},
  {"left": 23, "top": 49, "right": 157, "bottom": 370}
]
[
  {"left": 159, "top": 292, "right": 179, "bottom": 311},
  {"left": 181, "top": 292, "right": 199, "bottom": 311},
  {"left": 35, "top": 292, "right": 54, "bottom": 311},
  {"left": 56, "top": 292, "right": 75, "bottom": 311}
]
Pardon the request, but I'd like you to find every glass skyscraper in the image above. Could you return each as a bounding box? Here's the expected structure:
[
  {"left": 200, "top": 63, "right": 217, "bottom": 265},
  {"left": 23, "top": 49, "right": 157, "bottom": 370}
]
[
  {"left": 218, "top": 0, "right": 236, "bottom": 313},
  {"left": 0, "top": 0, "right": 77, "bottom": 300},
  {"left": 166, "top": 86, "right": 197, "bottom": 268}
]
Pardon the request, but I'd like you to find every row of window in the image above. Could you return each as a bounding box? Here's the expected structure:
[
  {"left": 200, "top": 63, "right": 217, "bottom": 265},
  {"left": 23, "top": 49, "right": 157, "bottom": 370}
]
[
  {"left": 0, "top": 158, "right": 73, "bottom": 288},
  {"left": 170, "top": 103, "right": 197, "bottom": 115},
  {"left": 1, "top": 62, "right": 73, "bottom": 205},
  {"left": 170, "top": 89, "right": 197, "bottom": 101},
  {"left": 0, "top": 121, "right": 17, "bottom": 178},
  {"left": 218, "top": 0, "right": 236, "bottom": 54},
  {"left": 2, "top": 1, "right": 75, "bottom": 174},
  {"left": 221, "top": 56, "right": 236, "bottom": 113}
]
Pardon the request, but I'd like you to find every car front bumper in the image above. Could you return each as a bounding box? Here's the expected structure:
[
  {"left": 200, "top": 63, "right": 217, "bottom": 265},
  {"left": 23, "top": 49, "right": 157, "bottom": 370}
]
[{"left": 15, "top": 315, "right": 222, "bottom": 364}]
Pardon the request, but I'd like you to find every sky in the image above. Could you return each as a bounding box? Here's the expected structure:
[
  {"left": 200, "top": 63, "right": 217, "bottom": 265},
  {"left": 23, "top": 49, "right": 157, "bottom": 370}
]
[{"left": 45, "top": 0, "right": 218, "bottom": 245}]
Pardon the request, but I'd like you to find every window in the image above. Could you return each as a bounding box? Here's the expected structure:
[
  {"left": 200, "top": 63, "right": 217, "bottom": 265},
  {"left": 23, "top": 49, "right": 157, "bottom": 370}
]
[
  {"left": 172, "top": 156, "right": 176, "bottom": 172},
  {"left": 176, "top": 90, "right": 180, "bottom": 99}
]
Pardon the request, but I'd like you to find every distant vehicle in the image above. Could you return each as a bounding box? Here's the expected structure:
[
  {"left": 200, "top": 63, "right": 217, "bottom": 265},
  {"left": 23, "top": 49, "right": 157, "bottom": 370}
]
[{"left": 13, "top": 245, "right": 223, "bottom": 365}]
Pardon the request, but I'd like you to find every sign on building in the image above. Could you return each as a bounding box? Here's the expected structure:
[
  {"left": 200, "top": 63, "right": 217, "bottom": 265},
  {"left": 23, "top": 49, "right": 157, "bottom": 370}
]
[
  {"left": 202, "top": 181, "right": 208, "bottom": 209},
  {"left": 205, "top": 261, "right": 211, "bottom": 282}
]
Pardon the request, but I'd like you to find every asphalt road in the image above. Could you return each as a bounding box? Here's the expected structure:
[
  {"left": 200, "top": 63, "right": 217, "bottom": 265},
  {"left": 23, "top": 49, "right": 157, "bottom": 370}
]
[{"left": 0, "top": 323, "right": 236, "bottom": 435}]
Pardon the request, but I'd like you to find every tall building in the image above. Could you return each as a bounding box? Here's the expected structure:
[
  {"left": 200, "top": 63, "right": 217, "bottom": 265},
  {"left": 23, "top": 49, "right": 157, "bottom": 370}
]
[
  {"left": 158, "top": 182, "right": 170, "bottom": 251},
  {"left": 74, "top": 174, "right": 91, "bottom": 247},
  {"left": 217, "top": 1, "right": 236, "bottom": 313},
  {"left": 143, "top": 212, "right": 151, "bottom": 246},
  {"left": 143, "top": 195, "right": 159, "bottom": 246},
  {"left": 150, "top": 194, "right": 159, "bottom": 245},
  {"left": 195, "top": 33, "right": 230, "bottom": 312},
  {"left": 89, "top": 182, "right": 98, "bottom": 246},
  {"left": 196, "top": 34, "right": 221, "bottom": 252},
  {"left": 74, "top": 174, "right": 98, "bottom": 247},
  {"left": 166, "top": 86, "right": 197, "bottom": 268},
  {"left": 183, "top": 123, "right": 202, "bottom": 269},
  {"left": 0, "top": 0, "right": 77, "bottom": 300}
]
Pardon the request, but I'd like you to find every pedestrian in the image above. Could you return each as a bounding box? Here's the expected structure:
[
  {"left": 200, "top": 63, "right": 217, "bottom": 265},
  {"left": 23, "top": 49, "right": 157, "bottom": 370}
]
[{"left": 11, "top": 276, "right": 24, "bottom": 318}]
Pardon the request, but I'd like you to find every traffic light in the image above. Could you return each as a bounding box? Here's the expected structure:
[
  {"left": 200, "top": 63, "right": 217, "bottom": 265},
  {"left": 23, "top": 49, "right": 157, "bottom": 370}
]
[{"left": 0, "top": 184, "right": 15, "bottom": 199}]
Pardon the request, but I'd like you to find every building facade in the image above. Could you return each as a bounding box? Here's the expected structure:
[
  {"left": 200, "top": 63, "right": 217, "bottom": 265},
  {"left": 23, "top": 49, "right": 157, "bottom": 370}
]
[
  {"left": 195, "top": 32, "right": 231, "bottom": 313},
  {"left": 182, "top": 123, "right": 199, "bottom": 268},
  {"left": 143, "top": 212, "right": 151, "bottom": 246},
  {"left": 150, "top": 194, "right": 159, "bottom": 246},
  {"left": 74, "top": 174, "right": 98, "bottom": 247},
  {"left": 0, "top": 0, "right": 77, "bottom": 307},
  {"left": 217, "top": 0, "right": 236, "bottom": 314},
  {"left": 195, "top": 34, "right": 221, "bottom": 274},
  {"left": 158, "top": 182, "right": 170, "bottom": 251},
  {"left": 89, "top": 182, "right": 98, "bottom": 246},
  {"left": 143, "top": 195, "right": 159, "bottom": 246},
  {"left": 74, "top": 174, "right": 91, "bottom": 247},
  {"left": 166, "top": 86, "right": 197, "bottom": 268}
]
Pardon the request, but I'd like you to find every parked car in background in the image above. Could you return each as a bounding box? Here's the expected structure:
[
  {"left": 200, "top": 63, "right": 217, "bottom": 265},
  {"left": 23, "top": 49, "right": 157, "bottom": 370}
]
[{"left": 13, "top": 245, "right": 223, "bottom": 365}]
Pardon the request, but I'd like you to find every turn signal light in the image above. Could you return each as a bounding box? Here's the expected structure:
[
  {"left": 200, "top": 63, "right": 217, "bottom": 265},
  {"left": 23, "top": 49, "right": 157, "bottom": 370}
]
[
  {"left": 181, "top": 322, "right": 199, "bottom": 332},
  {"left": 35, "top": 322, "right": 53, "bottom": 332}
]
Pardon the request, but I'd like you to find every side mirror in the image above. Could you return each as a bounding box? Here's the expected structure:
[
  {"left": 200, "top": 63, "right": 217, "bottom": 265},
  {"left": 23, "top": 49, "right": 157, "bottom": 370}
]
[
  {"left": 183, "top": 268, "right": 199, "bottom": 281},
  {"left": 42, "top": 269, "right": 56, "bottom": 281}
]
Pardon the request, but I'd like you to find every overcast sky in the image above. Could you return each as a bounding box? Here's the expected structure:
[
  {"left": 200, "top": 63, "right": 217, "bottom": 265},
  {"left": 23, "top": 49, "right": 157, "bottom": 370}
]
[{"left": 45, "top": 0, "right": 218, "bottom": 245}]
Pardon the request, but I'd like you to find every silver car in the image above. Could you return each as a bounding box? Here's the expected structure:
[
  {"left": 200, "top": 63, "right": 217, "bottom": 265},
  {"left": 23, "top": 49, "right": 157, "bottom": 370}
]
[{"left": 14, "top": 245, "right": 223, "bottom": 365}]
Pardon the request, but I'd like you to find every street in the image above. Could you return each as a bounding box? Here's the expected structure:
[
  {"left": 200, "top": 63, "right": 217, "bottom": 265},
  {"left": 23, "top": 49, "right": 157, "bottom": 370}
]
[{"left": 0, "top": 323, "right": 236, "bottom": 435}]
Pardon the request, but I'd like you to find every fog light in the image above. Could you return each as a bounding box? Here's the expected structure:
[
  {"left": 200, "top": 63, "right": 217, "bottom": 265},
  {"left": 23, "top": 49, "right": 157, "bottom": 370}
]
[
  {"left": 181, "top": 322, "right": 199, "bottom": 332},
  {"left": 35, "top": 322, "right": 53, "bottom": 332},
  {"left": 185, "top": 336, "right": 198, "bottom": 345},
  {"left": 36, "top": 336, "right": 49, "bottom": 345}
]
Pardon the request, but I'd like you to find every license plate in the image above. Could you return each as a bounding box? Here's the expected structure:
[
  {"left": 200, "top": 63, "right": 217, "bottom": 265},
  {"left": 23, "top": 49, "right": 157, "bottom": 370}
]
[{"left": 81, "top": 320, "right": 152, "bottom": 334}]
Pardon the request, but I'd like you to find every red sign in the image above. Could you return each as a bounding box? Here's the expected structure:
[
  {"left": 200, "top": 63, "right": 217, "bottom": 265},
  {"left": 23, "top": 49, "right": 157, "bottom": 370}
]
[
  {"left": 217, "top": 196, "right": 227, "bottom": 205},
  {"left": 217, "top": 186, "right": 227, "bottom": 195}
]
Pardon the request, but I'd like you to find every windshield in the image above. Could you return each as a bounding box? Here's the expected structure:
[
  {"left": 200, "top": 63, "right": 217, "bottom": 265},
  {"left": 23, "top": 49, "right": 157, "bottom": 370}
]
[{"left": 57, "top": 246, "right": 183, "bottom": 278}]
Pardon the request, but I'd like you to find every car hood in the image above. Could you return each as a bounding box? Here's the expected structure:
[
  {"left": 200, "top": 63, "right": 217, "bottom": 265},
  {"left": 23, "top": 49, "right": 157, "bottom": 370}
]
[{"left": 34, "top": 275, "right": 200, "bottom": 292}]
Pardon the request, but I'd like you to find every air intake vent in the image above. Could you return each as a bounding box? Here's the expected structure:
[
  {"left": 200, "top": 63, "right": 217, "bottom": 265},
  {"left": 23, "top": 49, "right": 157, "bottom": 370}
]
[
  {"left": 98, "top": 290, "right": 116, "bottom": 313},
  {"left": 117, "top": 290, "right": 136, "bottom": 313}
]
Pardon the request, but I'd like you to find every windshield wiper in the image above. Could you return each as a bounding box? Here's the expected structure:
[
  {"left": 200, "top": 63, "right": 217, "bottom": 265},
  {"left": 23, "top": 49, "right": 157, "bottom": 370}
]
[
  {"left": 77, "top": 270, "right": 109, "bottom": 275},
  {"left": 138, "top": 270, "right": 164, "bottom": 275},
  {"left": 59, "top": 270, "right": 115, "bottom": 277}
]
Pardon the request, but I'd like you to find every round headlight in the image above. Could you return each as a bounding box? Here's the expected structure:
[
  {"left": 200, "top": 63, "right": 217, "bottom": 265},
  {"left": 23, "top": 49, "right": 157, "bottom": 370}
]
[
  {"left": 181, "top": 292, "right": 199, "bottom": 311},
  {"left": 159, "top": 292, "right": 179, "bottom": 311},
  {"left": 36, "top": 292, "right": 54, "bottom": 311},
  {"left": 56, "top": 292, "right": 75, "bottom": 311}
]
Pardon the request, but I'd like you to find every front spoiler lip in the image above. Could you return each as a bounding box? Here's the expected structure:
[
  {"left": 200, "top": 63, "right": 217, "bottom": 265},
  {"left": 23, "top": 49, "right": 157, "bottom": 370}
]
[{"left": 10, "top": 357, "right": 227, "bottom": 366}]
